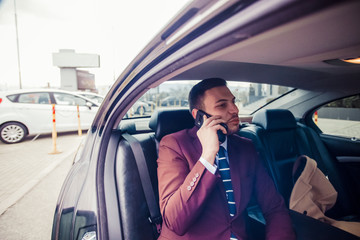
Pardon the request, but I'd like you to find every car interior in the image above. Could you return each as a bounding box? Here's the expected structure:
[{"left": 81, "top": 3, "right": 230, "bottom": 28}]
[
  {"left": 115, "top": 107, "right": 359, "bottom": 239},
  {"left": 104, "top": 1, "right": 360, "bottom": 239}
]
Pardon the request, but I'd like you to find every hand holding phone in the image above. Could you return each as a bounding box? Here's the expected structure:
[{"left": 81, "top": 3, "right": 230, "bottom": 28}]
[{"left": 195, "top": 110, "right": 228, "bottom": 143}]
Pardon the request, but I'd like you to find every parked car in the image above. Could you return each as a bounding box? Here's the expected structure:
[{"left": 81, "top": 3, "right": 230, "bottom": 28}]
[
  {"left": 133, "top": 100, "right": 152, "bottom": 115},
  {"left": 160, "top": 96, "right": 188, "bottom": 107},
  {"left": 0, "top": 89, "right": 99, "bottom": 144},
  {"left": 76, "top": 91, "right": 104, "bottom": 104},
  {"left": 52, "top": 1, "right": 360, "bottom": 240}
]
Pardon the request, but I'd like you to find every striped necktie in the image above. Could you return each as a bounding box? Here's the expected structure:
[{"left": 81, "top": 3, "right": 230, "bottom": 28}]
[{"left": 218, "top": 146, "right": 238, "bottom": 240}]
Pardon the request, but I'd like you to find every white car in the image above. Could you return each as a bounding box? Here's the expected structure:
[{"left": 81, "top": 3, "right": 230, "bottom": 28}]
[
  {"left": 77, "top": 91, "right": 153, "bottom": 117},
  {"left": 76, "top": 91, "right": 104, "bottom": 104},
  {"left": 0, "top": 89, "right": 99, "bottom": 143}
]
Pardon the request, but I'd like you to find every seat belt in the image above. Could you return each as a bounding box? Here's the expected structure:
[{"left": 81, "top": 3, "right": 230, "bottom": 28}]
[{"left": 122, "top": 133, "right": 162, "bottom": 236}]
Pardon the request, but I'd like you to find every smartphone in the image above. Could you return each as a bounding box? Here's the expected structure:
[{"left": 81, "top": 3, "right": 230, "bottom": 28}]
[{"left": 195, "top": 110, "right": 228, "bottom": 143}]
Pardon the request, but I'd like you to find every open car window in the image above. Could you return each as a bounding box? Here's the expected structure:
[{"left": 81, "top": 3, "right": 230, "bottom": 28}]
[
  {"left": 314, "top": 94, "right": 360, "bottom": 139},
  {"left": 124, "top": 80, "right": 294, "bottom": 119}
]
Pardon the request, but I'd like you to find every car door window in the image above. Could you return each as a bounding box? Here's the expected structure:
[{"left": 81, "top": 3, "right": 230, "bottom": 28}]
[
  {"left": 7, "top": 94, "right": 18, "bottom": 102},
  {"left": 124, "top": 80, "right": 294, "bottom": 119},
  {"left": 17, "top": 92, "right": 51, "bottom": 104},
  {"left": 314, "top": 94, "right": 360, "bottom": 139},
  {"left": 53, "top": 93, "right": 87, "bottom": 106},
  {"left": 7, "top": 92, "right": 53, "bottom": 133}
]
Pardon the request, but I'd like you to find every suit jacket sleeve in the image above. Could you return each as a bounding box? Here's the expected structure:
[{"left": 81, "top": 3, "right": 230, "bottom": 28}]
[
  {"left": 252, "top": 146, "right": 296, "bottom": 240},
  {"left": 157, "top": 133, "right": 218, "bottom": 235}
]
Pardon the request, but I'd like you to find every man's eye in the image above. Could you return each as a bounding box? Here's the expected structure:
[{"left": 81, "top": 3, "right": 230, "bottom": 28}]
[{"left": 217, "top": 103, "right": 226, "bottom": 108}]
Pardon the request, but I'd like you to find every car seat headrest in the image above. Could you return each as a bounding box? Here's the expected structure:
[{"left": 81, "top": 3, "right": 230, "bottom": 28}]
[
  {"left": 252, "top": 109, "right": 297, "bottom": 130},
  {"left": 149, "top": 109, "right": 194, "bottom": 141}
]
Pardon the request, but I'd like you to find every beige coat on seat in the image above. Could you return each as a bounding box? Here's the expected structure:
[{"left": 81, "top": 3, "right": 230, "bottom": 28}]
[{"left": 290, "top": 155, "right": 360, "bottom": 237}]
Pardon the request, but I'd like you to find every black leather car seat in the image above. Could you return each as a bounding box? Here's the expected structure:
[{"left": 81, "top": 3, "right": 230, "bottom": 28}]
[
  {"left": 115, "top": 109, "right": 194, "bottom": 240},
  {"left": 239, "top": 109, "right": 312, "bottom": 204},
  {"left": 238, "top": 109, "right": 358, "bottom": 219},
  {"left": 148, "top": 108, "right": 195, "bottom": 150}
]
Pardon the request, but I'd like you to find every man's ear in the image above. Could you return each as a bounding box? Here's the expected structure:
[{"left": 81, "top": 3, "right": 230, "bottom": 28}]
[{"left": 191, "top": 108, "right": 198, "bottom": 119}]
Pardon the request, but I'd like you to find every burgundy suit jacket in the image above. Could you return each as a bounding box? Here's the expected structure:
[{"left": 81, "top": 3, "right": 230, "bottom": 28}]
[{"left": 157, "top": 126, "right": 295, "bottom": 240}]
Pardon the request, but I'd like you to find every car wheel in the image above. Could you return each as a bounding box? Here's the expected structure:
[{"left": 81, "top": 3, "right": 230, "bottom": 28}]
[
  {"left": 137, "top": 106, "right": 145, "bottom": 116},
  {"left": 0, "top": 122, "right": 27, "bottom": 144}
]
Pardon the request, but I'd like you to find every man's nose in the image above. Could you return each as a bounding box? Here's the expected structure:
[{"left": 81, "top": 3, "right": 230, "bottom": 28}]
[{"left": 229, "top": 102, "right": 239, "bottom": 114}]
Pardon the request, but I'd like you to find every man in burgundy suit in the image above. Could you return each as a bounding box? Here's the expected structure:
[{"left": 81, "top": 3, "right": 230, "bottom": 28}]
[{"left": 157, "top": 78, "right": 295, "bottom": 239}]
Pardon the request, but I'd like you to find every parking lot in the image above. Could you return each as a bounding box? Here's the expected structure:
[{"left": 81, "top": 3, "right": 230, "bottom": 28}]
[{"left": 0, "top": 132, "right": 84, "bottom": 239}]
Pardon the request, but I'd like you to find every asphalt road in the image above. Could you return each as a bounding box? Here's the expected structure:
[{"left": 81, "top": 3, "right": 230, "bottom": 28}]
[{"left": 0, "top": 132, "right": 84, "bottom": 240}]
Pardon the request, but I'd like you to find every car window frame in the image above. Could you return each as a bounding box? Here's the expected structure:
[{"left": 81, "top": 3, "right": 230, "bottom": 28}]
[
  {"left": 7, "top": 92, "right": 52, "bottom": 105},
  {"left": 305, "top": 94, "right": 360, "bottom": 140},
  {"left": 53, "top": 92, "right": 89, "bottom": 106}
]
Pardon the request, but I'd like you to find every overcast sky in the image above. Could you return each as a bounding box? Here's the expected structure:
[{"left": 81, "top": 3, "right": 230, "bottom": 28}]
[{"left": 0, "top": 0, "right": 189, "bottom": 91}]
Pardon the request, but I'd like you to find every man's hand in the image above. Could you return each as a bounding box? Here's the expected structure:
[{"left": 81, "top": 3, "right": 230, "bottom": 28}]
[{"left": 197, "top": 115, "right": 227, "bottom": 165}]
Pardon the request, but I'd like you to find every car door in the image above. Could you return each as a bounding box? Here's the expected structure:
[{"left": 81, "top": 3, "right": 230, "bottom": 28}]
[
  {"left": 310, "top": 94, "right": 360, "bottom": 205},
  {"left": 12, "top": 92, "right": 53, "bottom": 134},
  {"left": 52, "top": 92, "right": 98, "bottom": 131}
]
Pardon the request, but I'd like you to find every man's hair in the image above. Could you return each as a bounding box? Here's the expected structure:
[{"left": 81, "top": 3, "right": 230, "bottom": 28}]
[{"left": 188, "top": 78, "right": 227, "bottom": 112}]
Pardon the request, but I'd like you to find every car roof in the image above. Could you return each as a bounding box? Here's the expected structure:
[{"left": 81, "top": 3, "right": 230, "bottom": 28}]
[
  {"left": 100, "top": 0, "right": 360, "bottom": 126},
  {"left": 76, "top": 92, "right": 104, "bottom": 97},
  {"left": 3, "top": 88, "right": 78, "bottom": 94},
  {"left": 172, "top": 1, "right": 360, "bottom": 93},
  {"left": 1, "top": 88, "right": 100, "bottom": 106}
]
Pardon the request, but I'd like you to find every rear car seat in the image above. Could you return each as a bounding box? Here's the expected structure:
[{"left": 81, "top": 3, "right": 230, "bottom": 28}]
[
  {"left": 115, "top": 109, "right": 194, "bottom": 239},
  {"left": 238, "top": 109, "right": 359, "bottom": 219}
]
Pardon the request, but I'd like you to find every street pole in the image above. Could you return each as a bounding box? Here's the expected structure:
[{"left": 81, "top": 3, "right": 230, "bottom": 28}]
[{"left": 14, "top": 0, "right": 22, "bottom": 89}]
